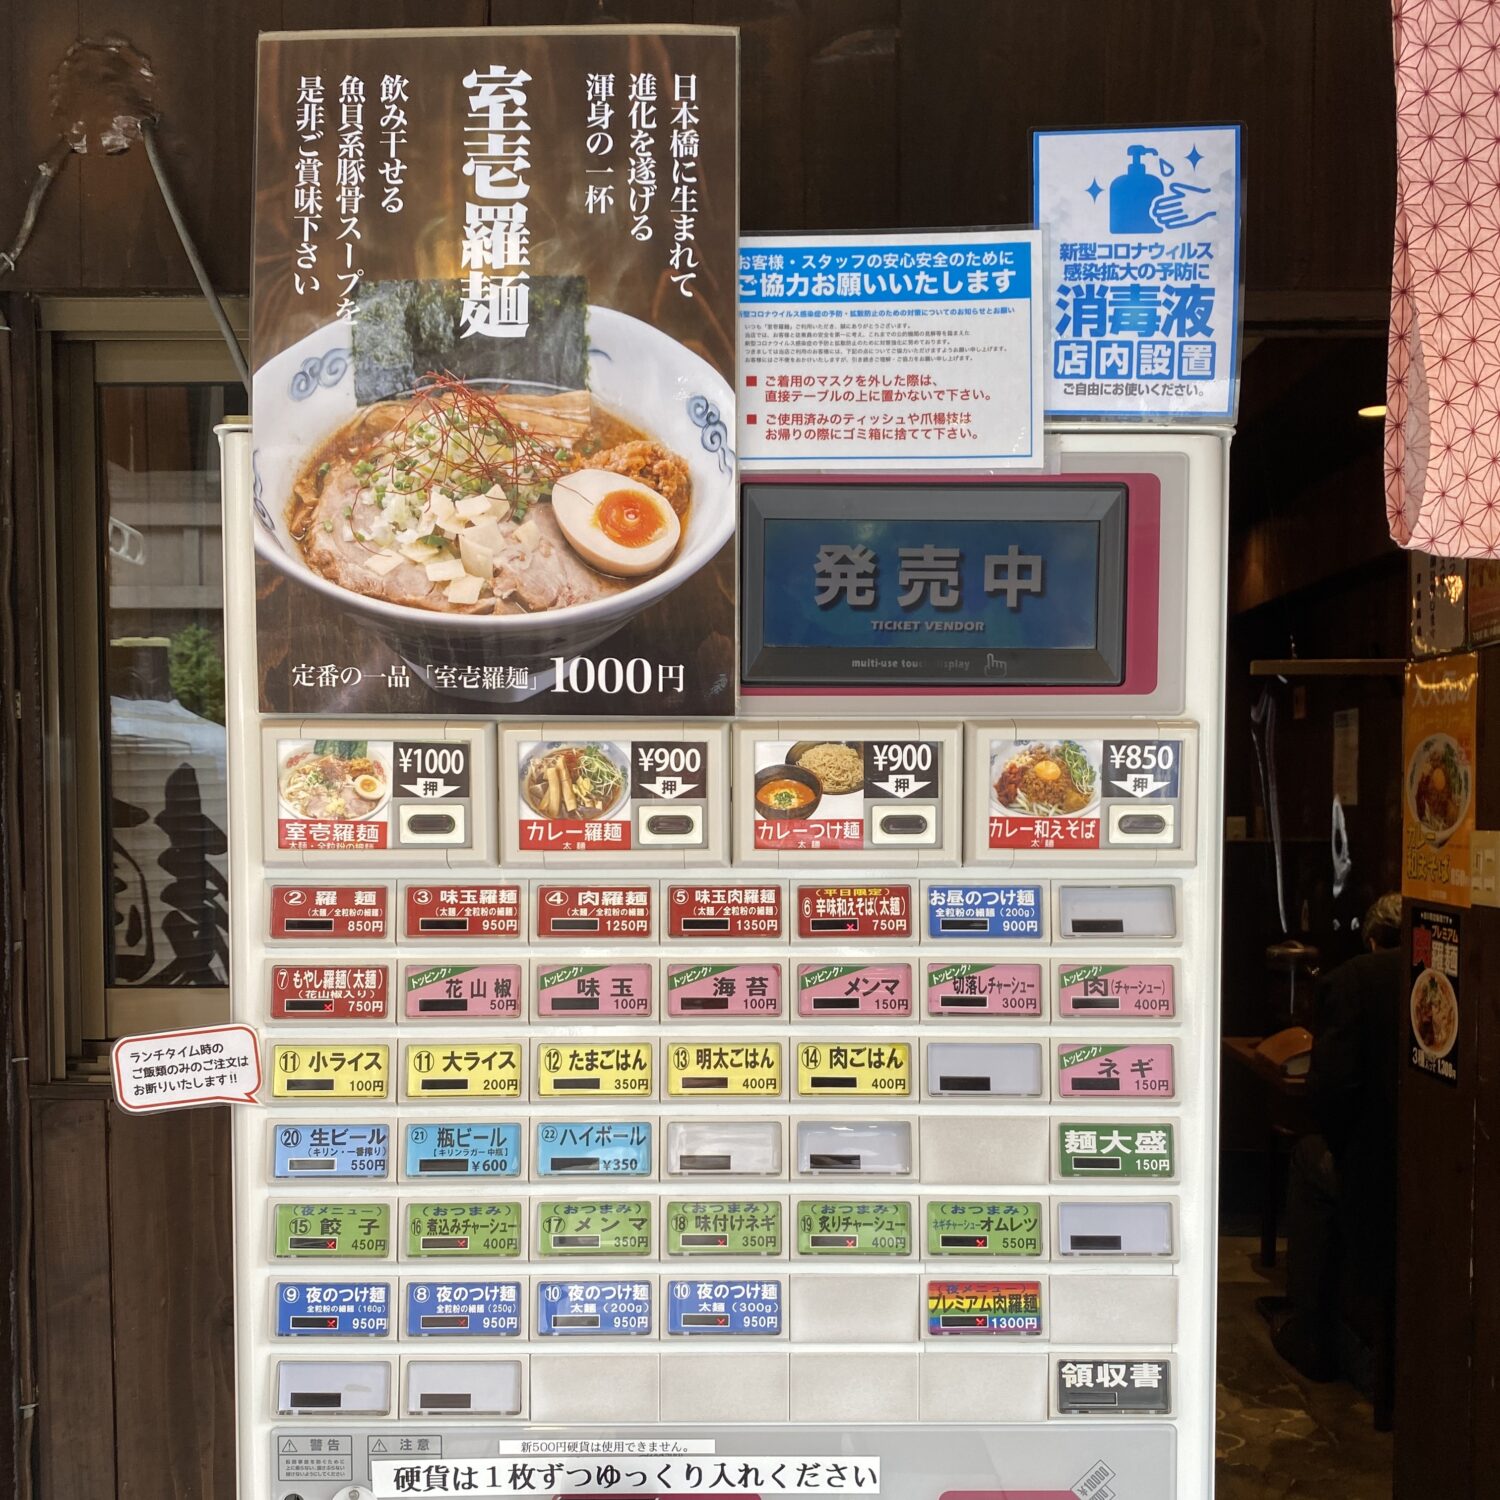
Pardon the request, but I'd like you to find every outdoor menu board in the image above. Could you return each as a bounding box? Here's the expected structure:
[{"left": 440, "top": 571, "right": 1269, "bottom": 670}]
[{"left": 250, "top": 28, "right": 738, "bottom": 716}]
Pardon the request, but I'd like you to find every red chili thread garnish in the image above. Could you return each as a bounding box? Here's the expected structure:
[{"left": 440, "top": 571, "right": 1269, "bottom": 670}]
[{"left": 377, "top": 370, "right": 570, "bottom": 496}]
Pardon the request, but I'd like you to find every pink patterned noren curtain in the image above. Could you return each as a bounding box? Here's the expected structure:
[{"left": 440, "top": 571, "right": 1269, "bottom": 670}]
[{"left": 1387, "top": 0, "right": 1500, "bottom": 557}]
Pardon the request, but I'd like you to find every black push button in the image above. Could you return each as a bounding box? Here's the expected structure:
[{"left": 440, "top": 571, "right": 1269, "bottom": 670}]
[{"left": 1116, "top": 813, "right": 1166, "bottom": 835}]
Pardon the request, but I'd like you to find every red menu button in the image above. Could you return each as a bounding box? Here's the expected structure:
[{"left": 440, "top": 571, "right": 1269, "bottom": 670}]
[
  {"left": 268, "top": 884, "right": 390, "bottom": 941},
  {"left": 795, "top": 884, "right": 913, "bottom": 940},
  {"left": 534, "top": 884, "right": 654, "bottom": 940},
  {"left": 404, "top": 884, "right": 522, "bottom": 940},
  {"left": 667, "top": 883, "right": 783, "bottom": 940}
]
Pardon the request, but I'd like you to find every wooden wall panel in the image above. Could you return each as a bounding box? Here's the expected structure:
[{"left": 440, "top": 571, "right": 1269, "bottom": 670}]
[
  {"left": 107, "top": 1106, "right": 234, "bottom": 1500},
  {"left": 0, "top": 0, "right": 84, "bottom": 289},
  {"left": 803, "top": 7, "right": 898, "bottom": 230},
  {"left": 0, "top": 0, "right": 1398, "bottom": 310},
  {"left": 32, "top": 1097, "right": 117, "bottom": 1500}
]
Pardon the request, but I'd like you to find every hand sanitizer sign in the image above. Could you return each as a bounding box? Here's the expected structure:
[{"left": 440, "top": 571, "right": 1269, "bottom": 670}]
[{"left": 1033, "top": 125, "right": 1243, "bottom": 421}]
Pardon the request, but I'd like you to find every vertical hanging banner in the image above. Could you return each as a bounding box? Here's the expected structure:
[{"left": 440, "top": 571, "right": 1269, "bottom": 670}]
[
  {"left": 737, "top": 229, "right": 1044, "bottom": 471},
  {"left": 1402, "top": 653, "right": 1477, "bottom": 907},
  {"left": 1410, "top": 906, "right": 1460, "bottom": 1086},
  {"left": 1033, "top": 124, "right": 1243, "bottom": 420},
  {"left": 251, "top": 28, "right": 738, "bottom": 715}
]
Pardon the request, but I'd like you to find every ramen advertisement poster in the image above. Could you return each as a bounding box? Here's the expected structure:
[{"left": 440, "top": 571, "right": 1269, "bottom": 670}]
[
  {"left": 1402, "top": 653, "right": 1477, "bottom": 907},
  {"left": 250, "top": 28, "right": 738, "bottom": 715},
  {"left": 1410, "top": 907, "right": 1460, "bottom": 1087}
]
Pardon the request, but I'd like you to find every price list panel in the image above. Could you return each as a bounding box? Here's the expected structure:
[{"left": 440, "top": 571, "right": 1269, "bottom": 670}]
[{"left": 235, "top": 709, "right": 1201, "bottom": 1463}]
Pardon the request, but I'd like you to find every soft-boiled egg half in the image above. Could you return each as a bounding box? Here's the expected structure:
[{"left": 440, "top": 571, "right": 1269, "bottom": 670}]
[{"left": 550, "top": 468, "right": 681, "bottom": 576}]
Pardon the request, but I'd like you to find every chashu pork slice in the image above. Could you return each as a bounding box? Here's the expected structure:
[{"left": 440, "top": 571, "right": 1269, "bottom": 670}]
[
  {"left": 299, "top": 466, "right": 626, "bottom": 616},
  {"left": 491, "top": 502, "right": 628, "bottom": 612}
]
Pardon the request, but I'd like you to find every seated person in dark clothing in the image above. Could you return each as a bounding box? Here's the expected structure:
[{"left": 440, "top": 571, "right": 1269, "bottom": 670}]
[{"left": 1259, "top": 893, "right": 1403, "bottom": 1381}]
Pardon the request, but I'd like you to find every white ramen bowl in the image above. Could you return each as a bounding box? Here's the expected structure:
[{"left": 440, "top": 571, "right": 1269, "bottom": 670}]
[{"left": 251, "top": 307, "right": 736, "bottom": 682}]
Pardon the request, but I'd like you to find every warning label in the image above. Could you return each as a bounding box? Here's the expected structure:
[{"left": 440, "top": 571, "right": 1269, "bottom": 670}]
[{"left": 275, "top": 1432, "right": 353, "bottom": 1482}]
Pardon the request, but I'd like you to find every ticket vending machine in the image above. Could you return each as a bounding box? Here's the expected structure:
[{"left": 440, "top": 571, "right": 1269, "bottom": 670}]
[{"left": 225, "top": 425, "right": 1227, "bottom": 1499}]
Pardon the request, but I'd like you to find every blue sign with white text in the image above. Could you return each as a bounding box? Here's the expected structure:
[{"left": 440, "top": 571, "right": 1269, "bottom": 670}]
[
  {"left": 927, "top": 884, "right": 1045, "bottom": 940},
  {"left": 1033, "top": 124, "right": 1243, "bottom": 420},
  {"left": 275, "top": 1281, "right": 390, "bottom": 1337},
  {"left": 667, "top": 1279, "right": 783, "bottom": 1336},
  {"left": 273, "top": 1123, "right": 389, "bottom": 1179},
  {"left": 404, "top": 1122, "right": 520, "bottom": 1179},
  {"left": 405, "top": 1280, "right": 522, "bottom": 1338},
  {"left": 536, "top": 1280, "right": 653, "bottom": 1336},
  {"left": 535, "top": 1121, "right": 653, "bottom": 1177}
]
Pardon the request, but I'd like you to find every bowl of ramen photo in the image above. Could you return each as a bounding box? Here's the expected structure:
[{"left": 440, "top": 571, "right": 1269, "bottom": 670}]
[
  {"left": 991, "top": 740, "right": 1100, "bottom": 817},
  {"left": 1406, "top": 733, "right": 1471, "bottom": 848},
  {"left": 754, "top": 763, "right": 823, "bottom": 821},
  {"left": 1411, "top": 967, "right": 1458, "bottom": 1057},
  {"left": 278, "top": 739, "right": 390, "bottom": 821},
  {"left": 520, "top": 742, "right": 628, "bottom": 821},
  {"left": 252, "top": 306, "right": 736, "bottom": 682}
]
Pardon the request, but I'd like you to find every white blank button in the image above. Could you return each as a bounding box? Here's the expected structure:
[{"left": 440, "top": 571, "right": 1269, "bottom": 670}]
[
  {"left": 1048, "top": 1274, "right": 1179, "bottom": 1343},
  {"left": 661, "top": 1353, "right": 788, "bottom": 1422},
  {"left": 789, "top": 1274, "right": 919, "bottom": 1343},
  {"left": 790, "top": 1353, "right": 919, "bottom": 1422},
  {"left": 530, "top": 1354, "right": 659, "bottom": 1422},
  {"left": 921, "top": 1117, "right": 1049, "bottom": 1185},
  {"left": 920, "top": 1351, "right": 1048, "bottom": 1422}
]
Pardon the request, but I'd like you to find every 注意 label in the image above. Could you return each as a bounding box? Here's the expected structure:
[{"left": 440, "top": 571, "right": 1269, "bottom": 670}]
[
  {"left": 269, "top": 885, "right": 388, "bottom": 941},
  {"left": 926, "top": 1201, "right": 1044, "bottom": 1257},
  {"left": 534, "top": 885, "right": 653, "bottom": 940},
  {"left": 666, "top": 963, "right": 783, "bottom": 1018},
  {"left": 271, "top": 964, "right": 389, "bottom": 1020},
  {"left": 272, "top": 1123, "right": 389, "bottom": 1179},
  {"left": 796, "top": 884, "right": 912, "bottom": 939},
  {"left": 272, "top": 1044, "right": 389, "bottom": 1100},
  {"left": 405, "top": 1202, "right": 522, "bottom": 1258},
  {"left": 927, "top": 1279, "right": 1043, "bottom": 1335},
  {"left": 403, "top": 963, "right": 523, "bottom": 1020},
  {"left": 275, "top": 1281, "right": 390, "bottom": 1337},
  {"left": 797, "top": 962, "right": 913, "bottom": 1017},
  {"left": 1057, "top": 1123, "right": 1176, "bottom": 1178},
  {"left": 536, "top": 1280, "right": 653, "bottom": 1336},
  {"left": 274, "top": 1203, "right": 391, "bottom": 1258},
  {"left": 537, "top": 1200, "right": 653, "bottom": 1256},
  {"left": 1057, "top": 962, "right": 1176, "bottom": 1018},
  {"left": 666, "top": 1279, "right": 782, "bottom": 1335},
  {"left": 797, "top": 1200, "right": 912, "bottom": 1255},
  {"left": 535, "top": 963, "right": 652, "bottom": 1019},
  {"left": 404, "top": 1042, "right": 523, "bottom": 1099},
  {"left": 796, "top": 1041, "right": 911, "bottom": 1096},
  {"left": 926, "top": 961, "right": 1043, "bottom": 1016},
  {"left": 1057, "top": 1043, "right": 1175, "bottom": 1098},
  {"left": 536, "top": 1042, "right": 654, "bottom": 1098},
  {"left": 666, "top": 1200, "right": 783, "bottom": 1256},
  {"left": 926, "top": 884, "right": 1044, "bottom": 940},
  {"left": 666, "top": 1041, "right": 783, "bottom": 1096},
  {"left": 405, "top": 1281, "right": 521, "bottom": 1338},
  {"left": 403, "top": 1123, "right": 520, "bottom": 1179},
  {"left": 535, "top": 1121, "right": 653, "bottom": 1176},
  {"left": 403, "top": 884, "right": 521, "bottom": 940},
  {"left": 666, "top": 883, "right": 783, "bottom": 939}
]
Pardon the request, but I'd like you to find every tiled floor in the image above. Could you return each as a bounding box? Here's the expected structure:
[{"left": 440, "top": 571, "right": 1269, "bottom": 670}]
[{"left": 1215, "top": 1237, "right": 1393, "bottom": 1499}]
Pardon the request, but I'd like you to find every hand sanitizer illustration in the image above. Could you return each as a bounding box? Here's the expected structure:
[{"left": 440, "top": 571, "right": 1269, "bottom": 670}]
[{"left": 1110, "top": 145, "right": 1167, "bottom": 234}]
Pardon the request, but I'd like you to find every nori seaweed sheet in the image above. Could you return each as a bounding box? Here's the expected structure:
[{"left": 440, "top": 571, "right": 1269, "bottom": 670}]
[{"left": 351, "top": 278, "right": 588, "bottom": 403}]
